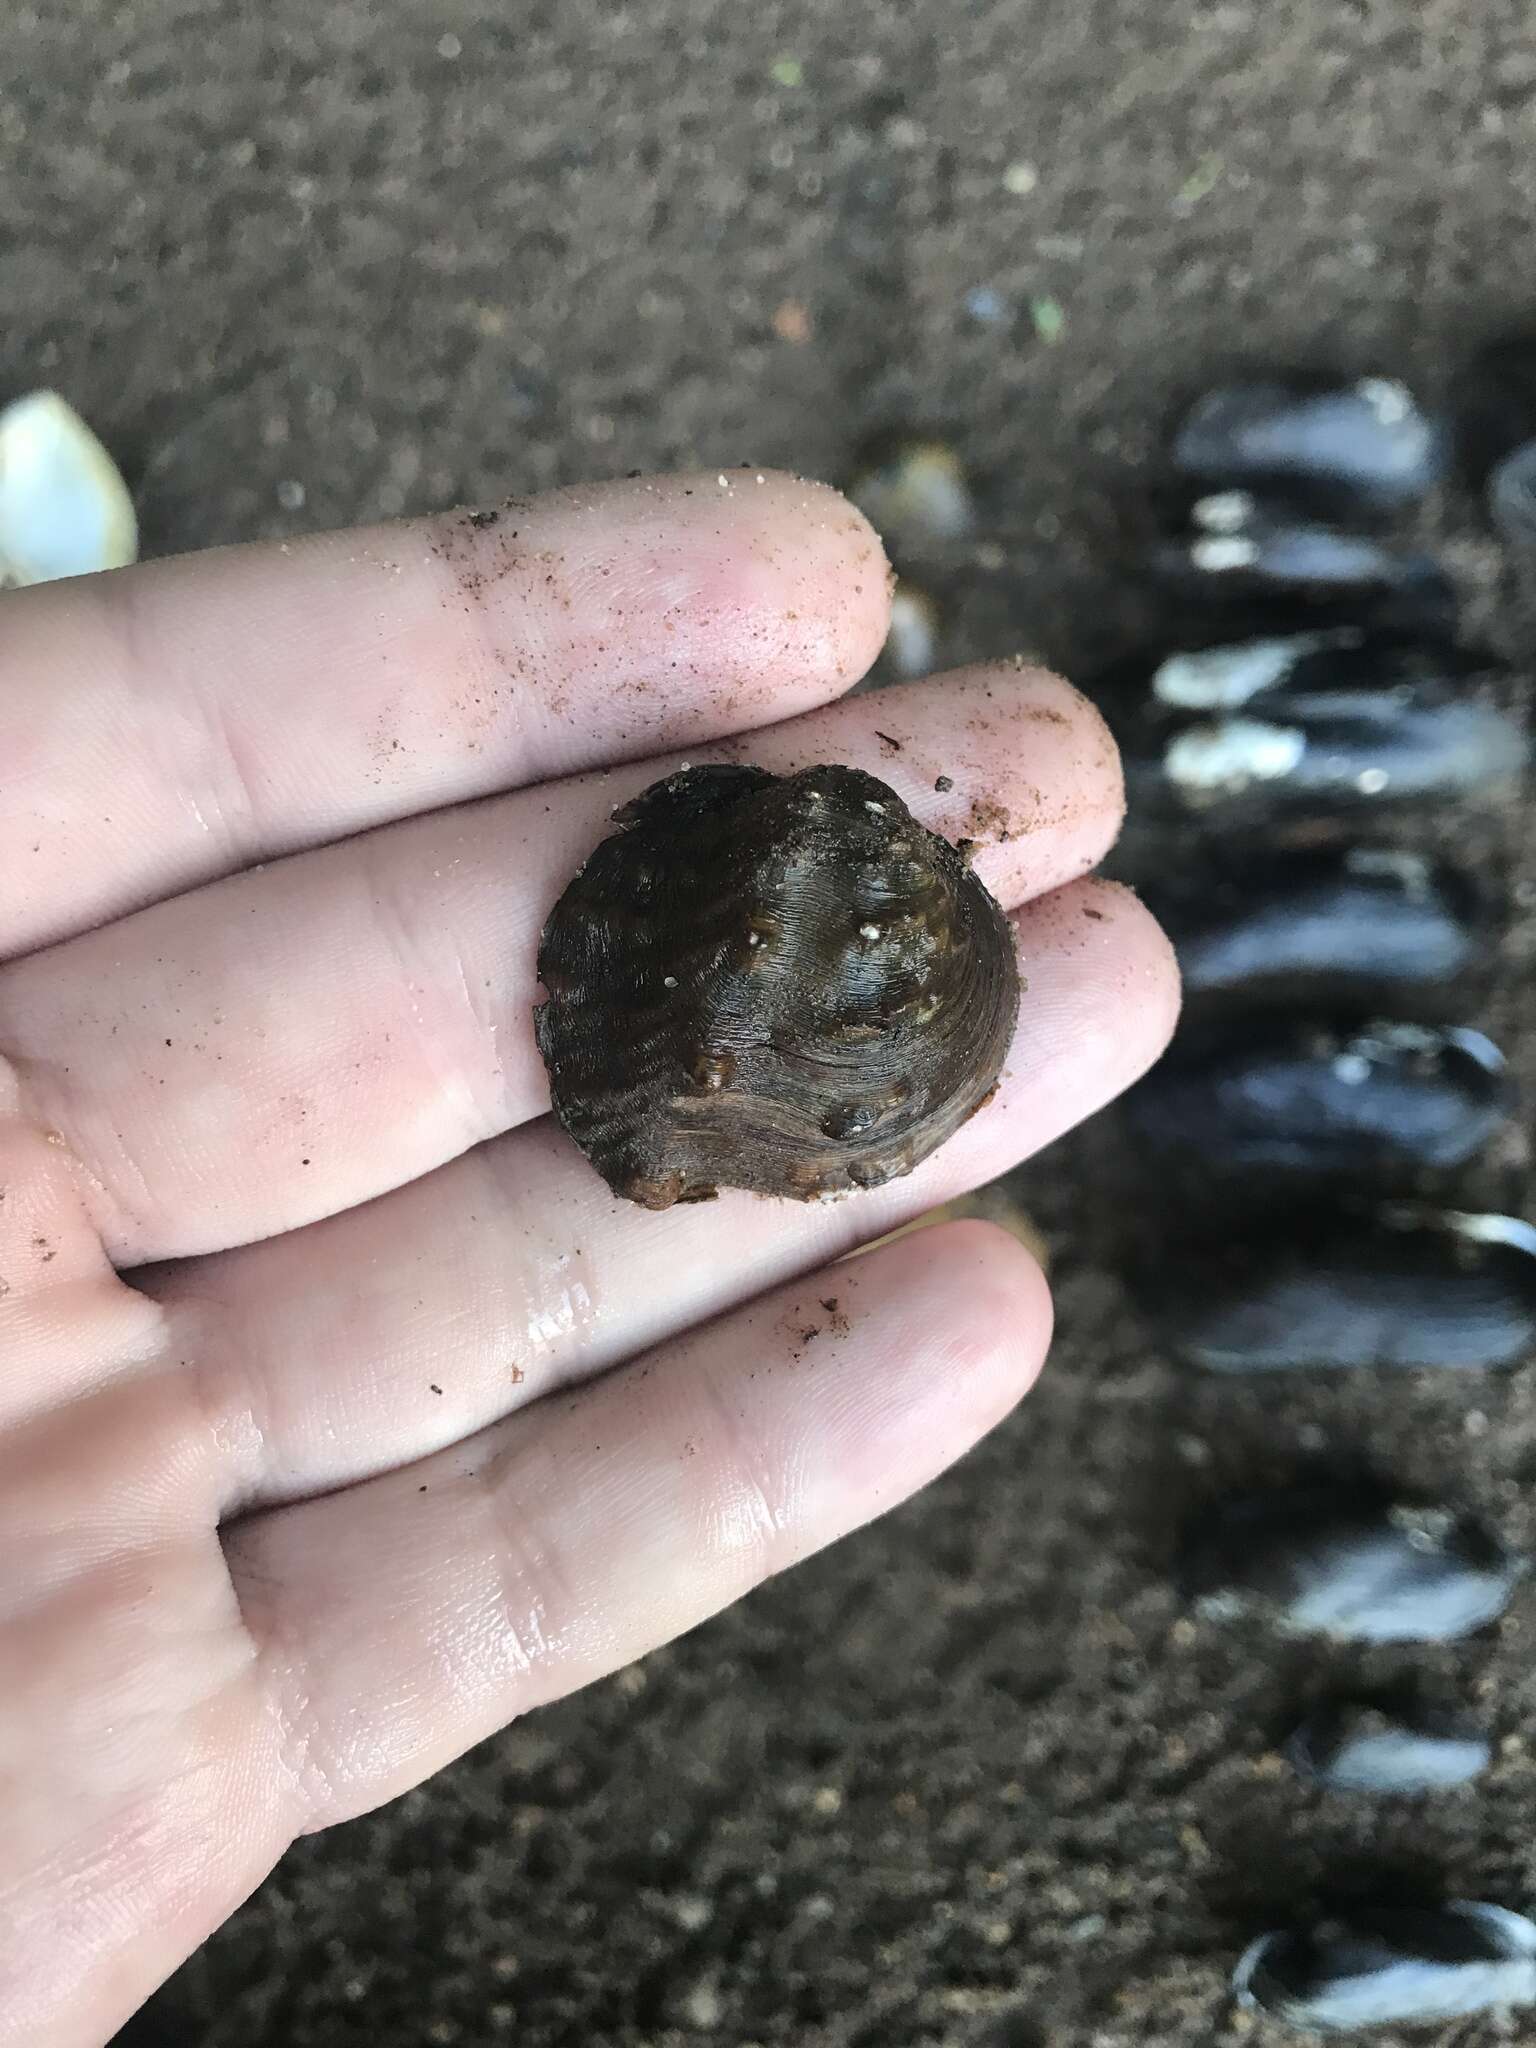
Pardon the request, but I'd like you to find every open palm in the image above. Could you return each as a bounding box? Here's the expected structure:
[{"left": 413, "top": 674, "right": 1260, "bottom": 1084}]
[{"left": 0, "top": 471, "right": 1177, "bottom": 2045}]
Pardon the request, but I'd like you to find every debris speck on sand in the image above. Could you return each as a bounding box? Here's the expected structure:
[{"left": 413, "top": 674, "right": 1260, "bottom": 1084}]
[{"left": 1030, "top": 295, "right": 1067, "bottom": 345}]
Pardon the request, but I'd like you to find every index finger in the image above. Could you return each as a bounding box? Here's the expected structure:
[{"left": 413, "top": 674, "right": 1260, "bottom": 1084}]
[{"left": 0, "top": 470, "right": 890, "bottom": 959}]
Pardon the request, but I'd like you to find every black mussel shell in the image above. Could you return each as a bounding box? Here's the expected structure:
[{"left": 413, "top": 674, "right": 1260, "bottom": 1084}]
[
  {"left": 1143, "top": 1208, "right": 1536, "bottom": 1373},
  {"left": 1454, "top": 332, "right": 1536, "bottom": 491},
  {"left": 1286, "top": 1703, "right": 1491, "bottom": 1795},
  {"left": 1490, "top": 437, "right": 1536, "bottom": 548},
  {"left": 1235, "top": 1902, "right": 1536, "bottom": 2033},
  {"left": 1170, "top": 373, "right": 1448, "bottom": 517},
  {"left": 1146, "top": 627, "right": 1501, "bottom": 715},
  {"left": 1142, "top": 850, "right": 1486, "bottom": 1012},
  {"left": 534, "top": 764, "right": 1020, "bottom": 1208},
  {"left": 1124, "top": 1021, "right": 1512, "bottom": 1176},
  {"left": 1150, "top": 496, "right": 1458, "bottom": 633},
  {"left": 1126, "top": 678, "right": 1523, "bottom": 827},
  {"left": 1184, "top": 1489, "right": 1524, "bottom": 1642}
]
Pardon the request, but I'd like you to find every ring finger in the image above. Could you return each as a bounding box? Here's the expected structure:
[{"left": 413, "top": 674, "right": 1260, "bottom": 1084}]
[{"left": 227, "top": 1218, "right": 1053, "bottom": 1832}]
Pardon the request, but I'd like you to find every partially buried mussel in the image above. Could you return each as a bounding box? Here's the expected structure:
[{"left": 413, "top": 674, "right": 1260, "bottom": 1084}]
[
  {"left": 1452, "top": 335, "right": 1536, "bottom": 541},
  {"left": 1143, "top": 849, "right": 1485, "bottom": 1012},
  {"left": 1236, "top": 1902, "right": 1536, "bottom": 2034},
  {"left": 534, "top": 764, "right": 1020, "bottom": 1207},
  {"left": 1141, "top": 1207, "right": 1536, "bottom": 1372},
  {"left": 1124, "top": 654, "right": 1523, "bottom": 827},
  {"left": 1453, "top": 333, "right": 1536, "bottom": 492},
  {"left": 1150, "top": 494, "right": 1457, "bottom": 632},
  {"left": 1286, "top": 1701, "right": 1491, "bottom": 1796},
  {"left": 1490, "top": 438, "right": 1536, "bottom": 549},
  {"left": 1125, "top": 1020, "right": 1512, "bottom": 1176},
  {"left": 1145, "top": 626, "right": 1502, "bottom": 714},
  {"left": 1184, "top": 1488, "right": 1523, "bottom": 1643},
  {"left": 1169, "top": 373, "right": 1448, "bottom": 518}
]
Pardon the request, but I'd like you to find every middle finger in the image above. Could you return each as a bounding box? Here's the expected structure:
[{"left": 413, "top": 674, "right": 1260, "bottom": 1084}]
[
  {"left": 155, "top": 877, "right": 1176, "bottom": 1514},
  {"left": 0, "top": 667, "right": 1121, "bottom": 1266}
]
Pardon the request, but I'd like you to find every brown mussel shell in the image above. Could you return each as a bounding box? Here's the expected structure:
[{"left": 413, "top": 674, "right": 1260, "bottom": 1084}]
[{"left": 533, "top": 764, "right": 1020, "bottom": 1208}]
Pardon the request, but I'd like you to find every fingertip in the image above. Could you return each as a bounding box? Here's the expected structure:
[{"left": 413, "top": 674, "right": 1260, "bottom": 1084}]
[
  {"left": 466, "top": 467, "right": 894, "bottom": 726},
  {"left": 773, "top": 660, "right": 1125, "bottom": 907},
  {"left": 854, "top": 1214, "right": 1053, "bottom": 1433},
  {"left": 983, "top": 664, "right": 1126, "bottom": 881},
  {"left": 1059, "top": 675, "right": 1128, "bottom": 865},
  {"left": 1076, "top": 878, "right": 1183, "bottom": 1080},
  {"left": 1009, "top": 876, "right": 1181, "bottom": 1097},
  {"left": 689, "top": 468, "right": 893, "bottom": 703},
  {"left": 931, "top": 1215, "right": 1055, "bottom": 1416}
]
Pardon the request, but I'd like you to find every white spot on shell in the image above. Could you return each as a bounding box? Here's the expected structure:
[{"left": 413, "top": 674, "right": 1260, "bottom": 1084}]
[
  {"left": 1192, "top": 489, "right": 1256, "bottom": 533},
  {"left": 1357, "top": 767, "right": 1390, "bottom": 794},
  {"left": 859, "top": 923, "right": 882, "bottom": 941},
  {"left": 1164, "top": 718, "right": 1305, "bottom": 797},
  {"left": 1441, "top": 1027, "right": 1507, "bottom": 1076},
  {"left": 1352, "top": 1024, "right": 1436, "bottom": 1060},
  {"left": 1153, "top": 631, "right": 1353, "bottom": 711},
  {"left": 1439, "top": 1212, "right": 1536, "bottom": 1257},
  {"left": 1190, "top": 533, "right": 1260, "bottom": 572},
  {"left": 1356, "top": 375, "right": 1412, "bottom": 426},
  {"left": 1345, "top": 847, "right": 1430, "bottom": 892}
]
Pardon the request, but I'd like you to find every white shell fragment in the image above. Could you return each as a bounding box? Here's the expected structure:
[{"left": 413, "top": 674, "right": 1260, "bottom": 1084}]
[
  {"left": 1152, "top": 631, "right": 1357, "bottom": 711},
  {"left": 882, "top": 581, "right": 940, "bottom": 680},
  {"left": 1164, "top": 717, "right": 1306, "bottom": 797},
  {"left": 1191, "top": 488, "right": 1258, "bottom": 533},
  {"left": 0, "top": 391, "right": 137, "bottom": 588}
]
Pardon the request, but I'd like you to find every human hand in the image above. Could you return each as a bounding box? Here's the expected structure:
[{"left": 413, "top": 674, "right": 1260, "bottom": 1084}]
[{"left": 0, "top": 471, "right": 1178, "bottom": 2044}]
